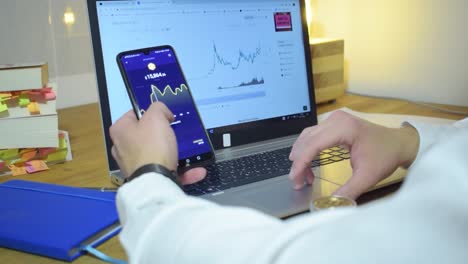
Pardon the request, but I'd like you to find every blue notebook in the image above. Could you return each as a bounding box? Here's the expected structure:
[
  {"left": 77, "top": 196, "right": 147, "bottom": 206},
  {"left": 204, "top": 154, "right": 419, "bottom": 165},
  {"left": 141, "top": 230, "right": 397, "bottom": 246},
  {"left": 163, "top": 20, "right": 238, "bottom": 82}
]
[{"left": 0, "top": 180, "right": 121, "bottom": 262}]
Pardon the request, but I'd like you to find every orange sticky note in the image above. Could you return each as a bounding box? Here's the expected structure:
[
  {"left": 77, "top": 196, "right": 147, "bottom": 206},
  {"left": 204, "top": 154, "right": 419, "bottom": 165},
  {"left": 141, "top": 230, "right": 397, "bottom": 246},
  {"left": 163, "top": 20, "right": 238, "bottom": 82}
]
[
  {"left": 3, "top": 95, "right": 18, "bottom": 105},
  {"left": 19, "top": 148, "right": 35, "bottom": 155},
  {"left": 27, "top": 102, "right": 40, "bottom": 115},
  {"left": 21, "top": 150, "right": 37, "bottom": 161},
  {"left": 9, "top": 165, "right": 28, "bottom": 176},
  {"left": 25, "top": 160, "right": 49, "bottom": 173}
]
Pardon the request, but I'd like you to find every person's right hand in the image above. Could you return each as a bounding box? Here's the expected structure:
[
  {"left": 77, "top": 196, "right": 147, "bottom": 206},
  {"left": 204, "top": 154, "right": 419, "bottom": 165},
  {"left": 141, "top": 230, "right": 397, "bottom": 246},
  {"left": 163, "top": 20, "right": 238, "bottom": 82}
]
[
  {"left": 288, "top": 110, "right": 420, "bottom": 200},
  {"left": 109, "top": 102, "right": 206, "bottom": 185}
]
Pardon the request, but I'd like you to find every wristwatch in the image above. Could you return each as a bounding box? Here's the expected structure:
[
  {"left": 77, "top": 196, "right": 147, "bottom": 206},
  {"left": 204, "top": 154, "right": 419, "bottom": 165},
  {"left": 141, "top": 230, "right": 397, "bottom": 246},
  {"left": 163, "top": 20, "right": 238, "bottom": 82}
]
[{"left": 124, "top": 163, "right": 180, "bottom": 187}]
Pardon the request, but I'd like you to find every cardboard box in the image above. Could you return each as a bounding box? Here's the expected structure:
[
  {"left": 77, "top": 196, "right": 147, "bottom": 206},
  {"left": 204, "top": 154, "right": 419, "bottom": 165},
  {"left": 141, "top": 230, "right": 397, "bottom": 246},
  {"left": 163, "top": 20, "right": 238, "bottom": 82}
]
[{"left": 310, "top": 38, "right": 345, "bottom": 103}]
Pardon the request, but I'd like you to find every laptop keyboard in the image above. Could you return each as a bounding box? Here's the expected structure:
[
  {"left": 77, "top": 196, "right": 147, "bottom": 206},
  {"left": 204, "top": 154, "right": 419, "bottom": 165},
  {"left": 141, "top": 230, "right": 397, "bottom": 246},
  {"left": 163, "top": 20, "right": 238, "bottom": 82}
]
[{"left": 182, "top": 146, "right": 350, "bottom": 196}]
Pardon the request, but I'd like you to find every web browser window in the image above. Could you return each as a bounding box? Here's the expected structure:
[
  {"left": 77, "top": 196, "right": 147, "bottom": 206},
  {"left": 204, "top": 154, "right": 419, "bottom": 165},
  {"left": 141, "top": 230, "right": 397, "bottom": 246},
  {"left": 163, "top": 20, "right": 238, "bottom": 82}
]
[{"left": 97, "top": 0, "right": 311, "bottom": 129}]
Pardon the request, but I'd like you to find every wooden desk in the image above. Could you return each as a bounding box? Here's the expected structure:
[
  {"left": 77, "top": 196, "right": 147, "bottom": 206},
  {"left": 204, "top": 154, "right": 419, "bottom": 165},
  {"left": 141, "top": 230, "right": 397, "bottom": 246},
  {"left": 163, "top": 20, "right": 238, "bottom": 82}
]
[{"left": 1, "top": 94, "right": 467, "bottom": 263}]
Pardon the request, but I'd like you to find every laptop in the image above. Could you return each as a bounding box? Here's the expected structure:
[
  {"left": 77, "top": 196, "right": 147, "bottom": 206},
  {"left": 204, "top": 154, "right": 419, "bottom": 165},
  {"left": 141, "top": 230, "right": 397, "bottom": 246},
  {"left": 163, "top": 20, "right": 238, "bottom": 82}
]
[{"left": 87, "top": 0, "right": 406, "bottom": 218}]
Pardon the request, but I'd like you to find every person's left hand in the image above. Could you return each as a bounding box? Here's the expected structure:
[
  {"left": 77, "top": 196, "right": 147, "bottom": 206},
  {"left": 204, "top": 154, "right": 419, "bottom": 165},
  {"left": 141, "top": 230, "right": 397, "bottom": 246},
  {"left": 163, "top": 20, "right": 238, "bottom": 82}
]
[{"left": 109, "top": 102, "right": 207, "bottom": 185}]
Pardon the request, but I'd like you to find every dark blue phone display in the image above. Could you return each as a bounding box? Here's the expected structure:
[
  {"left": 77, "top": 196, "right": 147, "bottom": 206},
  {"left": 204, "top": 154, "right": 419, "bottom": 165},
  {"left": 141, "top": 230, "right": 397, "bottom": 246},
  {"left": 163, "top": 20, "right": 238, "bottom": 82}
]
[{"left": 119, "top": 48, "right": 212, "bottom": 161}]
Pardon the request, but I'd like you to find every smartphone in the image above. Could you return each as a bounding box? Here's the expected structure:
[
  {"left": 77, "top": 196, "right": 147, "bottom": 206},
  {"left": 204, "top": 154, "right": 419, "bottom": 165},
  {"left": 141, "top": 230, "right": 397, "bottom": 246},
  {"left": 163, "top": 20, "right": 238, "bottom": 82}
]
[{"left": 117, "top": 45, "right": 215, "bottom": 172}]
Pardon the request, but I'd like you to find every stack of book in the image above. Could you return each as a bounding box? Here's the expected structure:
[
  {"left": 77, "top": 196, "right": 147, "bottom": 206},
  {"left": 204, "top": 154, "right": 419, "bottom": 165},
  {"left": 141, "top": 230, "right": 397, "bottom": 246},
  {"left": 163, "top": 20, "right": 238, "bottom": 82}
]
[{"left": 0, "top": 63, "right": 71, "bottom": 176}]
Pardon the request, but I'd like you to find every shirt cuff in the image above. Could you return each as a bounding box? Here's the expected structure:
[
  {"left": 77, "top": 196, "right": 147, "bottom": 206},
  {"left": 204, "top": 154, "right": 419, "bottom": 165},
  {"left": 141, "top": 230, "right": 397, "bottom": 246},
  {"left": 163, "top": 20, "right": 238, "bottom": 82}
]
[
  {"left": 402, "top": 120, "right": 454, "bottom": 165},
  {"left": 116, "top": 172, "right": 185, "bottom": 226},
  {"left": 116, "top": 173, "right": 186, "bottom": 260}
]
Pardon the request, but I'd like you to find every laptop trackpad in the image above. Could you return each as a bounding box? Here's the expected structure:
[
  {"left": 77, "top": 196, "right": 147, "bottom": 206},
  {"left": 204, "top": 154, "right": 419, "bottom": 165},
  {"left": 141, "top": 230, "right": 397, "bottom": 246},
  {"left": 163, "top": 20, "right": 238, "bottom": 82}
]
[{"left": 209, "top": 178, "right": 311, "bottom": 218}]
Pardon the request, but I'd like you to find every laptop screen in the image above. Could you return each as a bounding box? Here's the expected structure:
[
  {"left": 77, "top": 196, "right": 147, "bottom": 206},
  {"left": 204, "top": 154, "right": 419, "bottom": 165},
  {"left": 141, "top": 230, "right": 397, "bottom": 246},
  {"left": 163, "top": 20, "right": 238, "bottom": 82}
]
[{"left": 88, "top": 0, "right": 317, "bottom": 171}]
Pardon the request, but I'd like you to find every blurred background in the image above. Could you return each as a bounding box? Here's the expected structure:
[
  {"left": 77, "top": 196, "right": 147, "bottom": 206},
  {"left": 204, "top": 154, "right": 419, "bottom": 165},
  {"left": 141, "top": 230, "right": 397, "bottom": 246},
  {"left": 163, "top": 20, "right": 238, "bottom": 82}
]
[
  {"left": 1, "top": 0, "right": 467, "bottom": 109},
  {"left": 0, "top": 0, "right": 97, "bottom": 109}
]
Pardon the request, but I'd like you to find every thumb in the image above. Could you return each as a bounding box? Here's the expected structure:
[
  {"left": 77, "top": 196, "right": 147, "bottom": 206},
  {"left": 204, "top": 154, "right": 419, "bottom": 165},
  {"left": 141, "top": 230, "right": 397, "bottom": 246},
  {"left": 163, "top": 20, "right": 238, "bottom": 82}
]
[
  {"left": 333, "top": 167, "right": 377, "bottom": 200},
  {"left": 179, "top": 167, "right": 207, "bottom": 185}
]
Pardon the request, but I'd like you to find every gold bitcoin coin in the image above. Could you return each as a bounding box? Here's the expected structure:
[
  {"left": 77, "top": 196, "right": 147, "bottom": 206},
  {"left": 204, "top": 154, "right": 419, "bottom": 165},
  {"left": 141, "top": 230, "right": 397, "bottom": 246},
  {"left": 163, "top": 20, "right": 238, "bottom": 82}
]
[{"left": 311, "top": 195, "right": 356, "bottom": 211}]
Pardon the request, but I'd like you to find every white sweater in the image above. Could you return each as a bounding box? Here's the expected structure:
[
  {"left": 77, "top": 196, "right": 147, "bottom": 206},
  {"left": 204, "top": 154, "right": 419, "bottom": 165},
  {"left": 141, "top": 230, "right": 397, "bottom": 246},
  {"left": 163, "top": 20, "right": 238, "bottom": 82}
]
[{"left": 116, "top": 118, "right": 468, "bottom": 264}]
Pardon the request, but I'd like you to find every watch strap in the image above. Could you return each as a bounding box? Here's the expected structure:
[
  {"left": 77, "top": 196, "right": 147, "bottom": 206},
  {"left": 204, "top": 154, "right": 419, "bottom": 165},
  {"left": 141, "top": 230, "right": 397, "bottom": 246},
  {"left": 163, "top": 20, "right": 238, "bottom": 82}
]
[{"left": 125, "top": 164, "right": 180, "bottom": 186}]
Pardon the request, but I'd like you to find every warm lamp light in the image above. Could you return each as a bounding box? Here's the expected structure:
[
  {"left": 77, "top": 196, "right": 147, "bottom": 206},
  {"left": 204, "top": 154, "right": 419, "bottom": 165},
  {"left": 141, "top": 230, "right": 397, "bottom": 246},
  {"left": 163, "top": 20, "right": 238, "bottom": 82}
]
[
  {"left": 306, "top": 1, "right": 313, "bottom": 27},
  {"left": 63, "top": 10, "right": 75, "bottom": 25}
]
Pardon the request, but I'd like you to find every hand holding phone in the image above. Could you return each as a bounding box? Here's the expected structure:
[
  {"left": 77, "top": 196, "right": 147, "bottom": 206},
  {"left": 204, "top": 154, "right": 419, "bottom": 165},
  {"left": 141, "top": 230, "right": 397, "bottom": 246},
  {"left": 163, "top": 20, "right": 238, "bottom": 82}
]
[
  {"left": 110, "top": 102, "right": 208, "bottom": 185},
  {"left": 117, "top": 45, "right": 215, "bottom": 173},
  {"left": 109, "top": 102, "right": 178, "bottom": 176}
]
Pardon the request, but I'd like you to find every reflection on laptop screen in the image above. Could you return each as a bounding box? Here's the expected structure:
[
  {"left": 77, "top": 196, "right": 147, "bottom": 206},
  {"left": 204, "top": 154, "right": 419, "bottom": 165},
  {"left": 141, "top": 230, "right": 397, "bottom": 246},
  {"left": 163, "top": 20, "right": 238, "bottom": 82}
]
[{"left": 96, "top": 0, "right": 310, "bottom": 129}]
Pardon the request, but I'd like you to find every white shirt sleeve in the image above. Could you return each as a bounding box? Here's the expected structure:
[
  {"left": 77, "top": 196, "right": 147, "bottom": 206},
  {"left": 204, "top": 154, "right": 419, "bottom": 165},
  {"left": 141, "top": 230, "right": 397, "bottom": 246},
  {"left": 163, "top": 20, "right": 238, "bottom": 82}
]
[
  {"left": 404, "top": 117, "right": 468, "bottom": 160},
  {"left": 117, "top": 119, "right": 468, "bottom": 264}
]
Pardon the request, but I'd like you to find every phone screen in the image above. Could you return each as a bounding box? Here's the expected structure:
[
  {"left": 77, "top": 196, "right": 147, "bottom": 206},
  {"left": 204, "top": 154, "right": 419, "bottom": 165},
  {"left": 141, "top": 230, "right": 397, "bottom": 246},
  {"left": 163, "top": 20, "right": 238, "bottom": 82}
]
[{"left": 117, "top": 46, "right": 214, "bottom": 169}]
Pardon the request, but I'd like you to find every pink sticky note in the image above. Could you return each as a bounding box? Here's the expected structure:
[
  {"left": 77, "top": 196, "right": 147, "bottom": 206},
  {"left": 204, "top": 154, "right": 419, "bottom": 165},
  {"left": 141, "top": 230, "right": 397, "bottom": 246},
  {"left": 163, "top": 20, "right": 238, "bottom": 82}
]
[
  {"left": 28, "top": 90, "right": 42, "bottom": 96},
  {"left": 41, "top": 87, "right": 53, "bottom": 93},
  {"left": 21, "top": 150, "right": 37, "bottom": 161},
  {"left": 38, "top": 148, "right": 57, "bottom": 158},
  {"left": 43, "top": 91, "right": 56, "bottom": 100},
  {"left": 25, "top": 160, "right": 49, "bottom": 173},
  {"left": 28, "top": 90, "right": 43, "bottom": 101}
]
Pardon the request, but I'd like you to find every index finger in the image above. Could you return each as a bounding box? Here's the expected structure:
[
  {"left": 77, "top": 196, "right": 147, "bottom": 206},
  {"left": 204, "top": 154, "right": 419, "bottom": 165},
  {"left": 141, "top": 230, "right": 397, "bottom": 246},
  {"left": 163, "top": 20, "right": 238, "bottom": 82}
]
[
  {"left": 290, "top": 111, "right": 356, "bottom": 163},
  {"left": 142, "top": 102, "right": 175, "bottom": 124},
  {"left": 289, "top": 120, "right": 348, "bottom": 188},
  {"left": 110, "top": 109, "right": 138, "bottom": 140}
]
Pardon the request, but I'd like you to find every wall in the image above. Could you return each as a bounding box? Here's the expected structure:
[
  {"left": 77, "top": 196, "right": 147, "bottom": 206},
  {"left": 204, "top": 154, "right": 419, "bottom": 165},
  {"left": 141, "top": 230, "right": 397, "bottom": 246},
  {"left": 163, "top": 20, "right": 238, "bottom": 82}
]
[
  {"left": 0, "top": 0, "right": 98, "bottom": 109},
  {"left": 1, "top": 1, "right": 467, "bottom": 108},
  {"left": 309, "top": 0, "right": 468, "bottom": 106}
]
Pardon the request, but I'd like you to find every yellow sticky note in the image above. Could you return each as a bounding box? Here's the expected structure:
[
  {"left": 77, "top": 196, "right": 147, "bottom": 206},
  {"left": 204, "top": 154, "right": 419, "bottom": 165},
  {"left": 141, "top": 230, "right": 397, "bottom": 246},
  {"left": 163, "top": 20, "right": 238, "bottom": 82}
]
[
  {"left": 0, "top": 102, "right": 7, "bottom": 113},
  {"left": 0, "top": 92, "right": 12, "bottom": 99},
  {"left": 9, "top": 165, "right": 28, "bottom": 176},
  {"left": 27, "top": 102, "right": 40, "bottom": 115},
  {"left": 19, "top": 94, "right": 30, "bottom": 107},
  {"left": 58, "top": 137, "right": 67, "bottom": 150},
  {"left": 46, "top": 150, "right": 68, "bottom": 163},
  {"left": 0, "top": 149, "right": 19, "bottom": 160}
]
